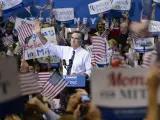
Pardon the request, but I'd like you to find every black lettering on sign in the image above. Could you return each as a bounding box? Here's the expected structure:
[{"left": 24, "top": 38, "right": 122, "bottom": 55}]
[{"left": 100, "top": 90, "right": 115, "bottom": 100}]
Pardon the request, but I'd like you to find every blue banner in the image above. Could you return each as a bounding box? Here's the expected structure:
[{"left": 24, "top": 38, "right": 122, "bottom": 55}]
[
  {"left": 2, "top": 0, "right": 147, "bottom": 28},
  {"left": 63, "top": 75, "right": 85, "bottom": 87}
]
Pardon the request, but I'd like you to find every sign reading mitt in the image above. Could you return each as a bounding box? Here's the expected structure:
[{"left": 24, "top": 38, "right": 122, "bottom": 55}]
[
  {"left": 91, "top": 68, "right": 160, "bottom": 119},
  {"left": 0, "top": 57, "right": 19, "bottom": 103},
  {"left": 91, "top": 68, "right": 152, "bottom": 108},
  {"left": 24, "top": 27, "right": 57, "bottom": 60}
]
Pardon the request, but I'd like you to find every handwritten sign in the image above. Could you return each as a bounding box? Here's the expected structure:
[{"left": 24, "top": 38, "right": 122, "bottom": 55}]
[
  {"left": 153, "top": 0, "right": 160, "bottom": 3},
  {"left": 88, "top": 0, "right": 112, "bottom": 15},
  {"left": 0, "top": 57, "right": 19, "bottom": 103},
  {"left": 133, "top": 37, "right": 154, "bottom": 53},
  {"left": 111, "top": 0, "right": 131, "bottom": 10},
  {"left": 24, "top": 27, "right": 57, "bottom": 60},
  {"left": 2, "top": 0, "right": 22, "bottom": 10},
  {"left": 149, "top": 20, "right": 160, "bottom": 32},
  {"left": 53, "top": 8, "right": 74, "bottom": 21},
  {"left": 88, "top": 0, "right": 131, "bottom": 15}
]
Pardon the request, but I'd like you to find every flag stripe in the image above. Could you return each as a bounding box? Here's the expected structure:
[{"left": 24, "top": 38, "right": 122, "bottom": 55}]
[
  {"left": 38, "top": 72, "right": 51, "bottom": 88},
  {"left": 16, "top": 22, "right": 33, "bottom": 46},
  {"left": 91, "top": 36, "right": 106, "bottom": 66},
  {"left": 40, "top": 73, "right": 68, "bottom": 100},
  {"left": 19, "top": 72, "right": 41, "bottom": 96}
]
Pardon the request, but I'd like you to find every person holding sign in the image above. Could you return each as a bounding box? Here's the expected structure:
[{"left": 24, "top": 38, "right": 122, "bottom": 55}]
[{"left": 35, "top": 20, "right": 92, "bottom": 109}]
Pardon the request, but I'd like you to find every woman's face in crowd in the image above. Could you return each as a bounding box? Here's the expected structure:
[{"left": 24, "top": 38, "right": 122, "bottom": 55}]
[
  {"left": 97, "top": 22, "right": 104, "bottom": 32},
  {"left": 120, "top": 23, "right": 128, "bottom": 34},
  {"left": 114, "top": 21, "right": 120, "bottom": 27}
]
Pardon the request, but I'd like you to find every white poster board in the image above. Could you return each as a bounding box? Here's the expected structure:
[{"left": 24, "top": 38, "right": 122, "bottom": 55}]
[
  {"left": 111, "top": 0, "right": 131, "bottom": 10},
  {"left": 65, "top": 28, "right": 79, "bottom": 39},
  {"left": 149, "top": 20, "right": 160, "bottom": 32},
  {"left": 153, "top": 0, "right": 160, "bottom": 3},
  {"left": 2, "top": 0, "right": 22, "bottom": 10},
  {"left": 0, "top": 57, "right": 20, "bottom": 103},
  {"left": 53, "top": 8, "right": 74, "bottom": 21},
  {"left": 88, "top": 0, "right": 112, "bottom": 15},
  {"left": 88, "top": 0, "right": 131, "bottom": 15},
  {"left": 133, "top": 37, "right": 154, "bottom": 53},
  {"left": 91, "top": 68, "right": 160, "bottom": 108},
  {"left": 24, "top": 27, "right": 57, "bottom": 60}
]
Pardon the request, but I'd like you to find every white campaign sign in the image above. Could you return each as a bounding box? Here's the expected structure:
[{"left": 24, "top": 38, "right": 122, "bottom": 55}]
[
  {"left": 133, "top": 37, "right": 154, "bottom": 53},
  {"left": 153, "top": 0, "right": 160, "bottom": 3},
  {"left": 53, "top": 8, "right": 74, "bottom": 21},
  {"left": 88, "top": 0, "right": 112, "bottom": 15},
  {"left": 24, "top": 27, "right": 57, "bottom": 60},
  {"left": 111, "top": 0, "right": 131, "bottom": 10},
  {"left": 91, "top": 68, "right": 160, "bottom": 108},
  {"left": 0, "top": 57, "right": 20, "bottom": 103},
  {"left": 65, "top": 28, "right": 79, "bottom": 39},
  {"left": 2, "top": 0, "right": 22, "bottom": 10},
  {"left": 88, "top": 0, "right": 131, "bottom": 15},
  {"left": 149, "top": 20, "right": 160, "bottom": 32}
]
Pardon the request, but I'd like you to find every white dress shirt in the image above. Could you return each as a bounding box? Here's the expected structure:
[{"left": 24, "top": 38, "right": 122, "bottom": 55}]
[{"left": 44, "top": 43, "right": 92, "bottom": 77}]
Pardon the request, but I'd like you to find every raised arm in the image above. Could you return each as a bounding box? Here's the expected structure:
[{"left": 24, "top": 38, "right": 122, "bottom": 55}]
[{"left": 35, "top": 21, "right": 48, "bottom": 45}]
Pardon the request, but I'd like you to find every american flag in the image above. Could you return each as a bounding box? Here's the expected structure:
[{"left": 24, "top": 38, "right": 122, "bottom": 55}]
[
  {"left": 78, "top": 23, "right": 90, "bottom": 34},
  {"left": 2, "top": 35, "right": 14, "bottom": 46},
  {"left": 38, "top": 72, "right": 52, "bottom": 89},
  {"left": 91, "top": 36, "right": 106, "bottom": 66},
  {"left": 128, "top": 31, "right": 139, "bottom": 42},
  {"left": 19, "top": 72, "right": 41, "bottom": 96},
  {"left": 101, "top": 29, "right": 110, "bottom": 38},
  {"left": 9, "top": 16, "right": 16, "bottom": 23},
  {"left": 16, "top": 22, "right": 33, "bottom": 45},
  {"left": 40, "top": 72, "right": 68, "bottom": 100}
]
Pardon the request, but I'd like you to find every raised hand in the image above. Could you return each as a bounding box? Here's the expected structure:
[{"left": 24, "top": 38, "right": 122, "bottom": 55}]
[{"left": 34, "top": 20, "right": 41, "bottom": 33}]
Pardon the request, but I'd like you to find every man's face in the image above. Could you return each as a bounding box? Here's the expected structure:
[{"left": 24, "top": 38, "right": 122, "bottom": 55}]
[
  {"left": 97, "top": 22, "right": 105, "bottom": 32},
  {"left": 120, "top": 24, "right": 128, "bottom": 34},
  {"left": 71, "top": 33, "right": 81, "bottom": 49},
  {"left": 6, "top": 23, "right": 14, "bottom": 34}
]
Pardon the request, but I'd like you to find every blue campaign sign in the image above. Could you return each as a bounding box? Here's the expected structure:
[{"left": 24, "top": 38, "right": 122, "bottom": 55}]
[
  {"left": 2, "top": 0, "right": 146, "bottom": 28},
  {"left": 63, "top": 75, "right": 85, "bottom": 87}
]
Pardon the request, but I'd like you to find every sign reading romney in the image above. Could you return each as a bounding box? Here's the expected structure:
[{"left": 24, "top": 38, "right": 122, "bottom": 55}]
[{"left": 2, "top": 0, "right": 22, "bottom": 10}]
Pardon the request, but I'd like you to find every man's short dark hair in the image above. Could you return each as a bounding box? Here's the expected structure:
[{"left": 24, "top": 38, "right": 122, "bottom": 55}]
[{"left": 72, "top": 31, "right": 85, "bottom": 41}]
